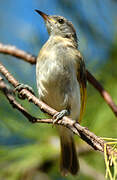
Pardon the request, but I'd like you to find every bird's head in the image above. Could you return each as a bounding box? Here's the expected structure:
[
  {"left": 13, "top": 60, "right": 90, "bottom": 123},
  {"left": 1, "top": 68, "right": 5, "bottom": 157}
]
[{"left": 35, "top": 10, "right": 77, "bottom": 45}]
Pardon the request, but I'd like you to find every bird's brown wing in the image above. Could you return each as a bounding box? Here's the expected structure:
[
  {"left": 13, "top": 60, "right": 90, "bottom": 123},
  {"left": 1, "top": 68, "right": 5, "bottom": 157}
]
[{"left": 76, "top": 53, "right": 87, "bottom": 123}]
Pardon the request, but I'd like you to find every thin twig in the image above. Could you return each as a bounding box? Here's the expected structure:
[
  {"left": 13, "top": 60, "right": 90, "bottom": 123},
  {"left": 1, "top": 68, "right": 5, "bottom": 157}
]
[
  {"left": 0, "top": 76, "right": 37, "bottom": 122},
  {"left": 0, "top": 43, "right": 36, "bottom": 64},
  {"left": 0, "top": 43, "right": 117, "bottom": 117},
  {"left": 87, "top": 71, "right": 117, "bottom": 116},
  {"left": 0, "top": 62, "right": 117, "bottom": 157}
]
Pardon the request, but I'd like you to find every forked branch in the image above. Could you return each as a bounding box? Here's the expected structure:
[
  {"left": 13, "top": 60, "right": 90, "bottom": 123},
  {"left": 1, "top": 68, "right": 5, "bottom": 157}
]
[
  {"left": 0, "top": 62, "right": 117, "bottom": 158},
  {"left": 0, "top": 43, "right": 117, "bottom": 116}
]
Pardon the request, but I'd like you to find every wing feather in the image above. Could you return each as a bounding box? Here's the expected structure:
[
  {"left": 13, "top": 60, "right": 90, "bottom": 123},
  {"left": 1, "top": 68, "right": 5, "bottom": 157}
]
[{"left": 76, "top": 53, "right": 87, "bottom": 123}]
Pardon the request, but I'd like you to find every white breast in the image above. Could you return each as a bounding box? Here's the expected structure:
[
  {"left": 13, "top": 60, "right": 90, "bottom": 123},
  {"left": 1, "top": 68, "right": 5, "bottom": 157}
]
[{"left": 36, "top": 38, "right": 81, "bottom": 121}]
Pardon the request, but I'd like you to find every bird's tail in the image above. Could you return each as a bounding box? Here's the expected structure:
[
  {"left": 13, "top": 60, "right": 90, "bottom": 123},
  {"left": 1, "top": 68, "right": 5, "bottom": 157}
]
[{"left": 58, "top": 126, "right": 79, "bottom": 176}]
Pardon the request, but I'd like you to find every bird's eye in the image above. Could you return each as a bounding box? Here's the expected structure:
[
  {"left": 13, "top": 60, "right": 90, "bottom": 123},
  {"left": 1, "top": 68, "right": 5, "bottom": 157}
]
[{"left": 58, "top": 18, "right": 64, "bottom": 24}]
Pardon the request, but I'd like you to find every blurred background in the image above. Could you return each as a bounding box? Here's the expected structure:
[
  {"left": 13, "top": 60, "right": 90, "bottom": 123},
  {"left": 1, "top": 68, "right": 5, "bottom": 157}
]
[{"left": 0, "top": 0, "right": 117, "bottom": 179}]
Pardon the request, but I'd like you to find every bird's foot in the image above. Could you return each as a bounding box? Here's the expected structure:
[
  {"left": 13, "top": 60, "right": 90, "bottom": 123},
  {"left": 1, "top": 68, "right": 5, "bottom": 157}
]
[
  {"left": 15, "top": 83, "right": 35, "bottom": 99},
  {"left": 53, "top": 109, "right": 70, "bottom": 124}
]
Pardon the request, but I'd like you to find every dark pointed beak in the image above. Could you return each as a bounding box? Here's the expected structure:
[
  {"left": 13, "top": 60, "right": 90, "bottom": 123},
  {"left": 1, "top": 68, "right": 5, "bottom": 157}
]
[
  {"left": 35, "top": 9, "right": 55, "bottom": 23},
  {"left": 35, "top": 9, "right": 49, "bottom": 21}
]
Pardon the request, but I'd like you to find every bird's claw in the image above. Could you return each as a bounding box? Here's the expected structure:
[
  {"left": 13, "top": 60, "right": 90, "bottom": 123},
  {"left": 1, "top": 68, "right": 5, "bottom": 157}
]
[
  {"left": 15, "top": 83, "right": 34, "bottom": 94},
  {"left": 14, "top": 83, "right": 35, "bottom": 99},
  {"left": 53, "top": 109, "right": 70, "bottom": 124}
]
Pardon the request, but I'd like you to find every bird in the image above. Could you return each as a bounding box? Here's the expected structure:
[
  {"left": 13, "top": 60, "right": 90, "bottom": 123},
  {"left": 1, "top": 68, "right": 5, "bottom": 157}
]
[{"left": 35, "top": 9, "right": 87, "bottom": 176}]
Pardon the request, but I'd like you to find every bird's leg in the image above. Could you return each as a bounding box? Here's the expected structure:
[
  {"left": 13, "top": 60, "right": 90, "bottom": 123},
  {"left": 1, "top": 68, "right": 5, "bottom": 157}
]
[
  {"left": 14, "top": 83, "right": 35, "bottom": 99},
  {"left": 53, "top": 109, "right": 70, "bottom": 124}
]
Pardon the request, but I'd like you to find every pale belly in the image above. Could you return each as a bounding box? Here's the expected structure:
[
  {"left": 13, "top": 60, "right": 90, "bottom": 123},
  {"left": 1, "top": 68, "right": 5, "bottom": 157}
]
[{"left": 36, "top": 59, "right": 81, "bottom": 121}]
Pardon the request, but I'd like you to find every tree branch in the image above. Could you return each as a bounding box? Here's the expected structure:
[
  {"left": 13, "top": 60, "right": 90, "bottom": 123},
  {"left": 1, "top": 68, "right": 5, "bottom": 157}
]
[
  {"left": 0, "top": 43, "right": 36, "bottom": 64},
  {"left": 0, "top": 43, "right": 117, "bottom": 116},
  {"left": 87, "top": 71, "right": 117, "bottom": 116},
  {"left": 0, "top": 62, "right": 117, "bottom": 157},
  {"left": 0, "top": 76, "right": 38, "bottom": 123}
]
